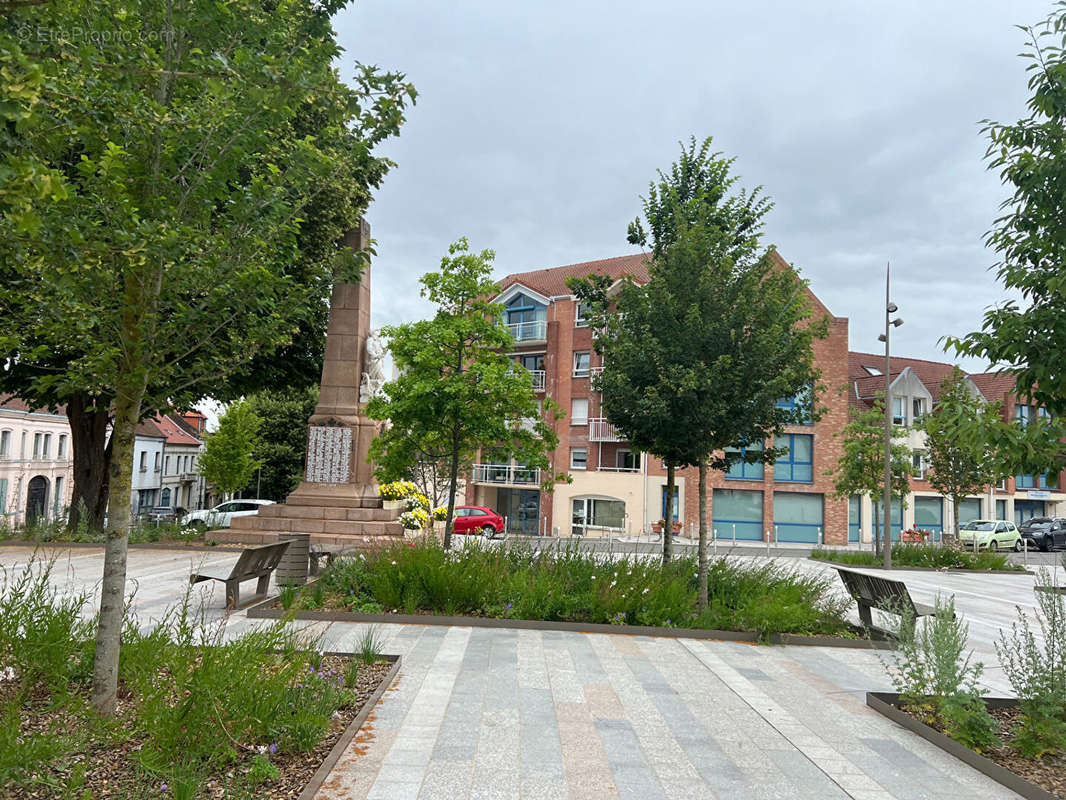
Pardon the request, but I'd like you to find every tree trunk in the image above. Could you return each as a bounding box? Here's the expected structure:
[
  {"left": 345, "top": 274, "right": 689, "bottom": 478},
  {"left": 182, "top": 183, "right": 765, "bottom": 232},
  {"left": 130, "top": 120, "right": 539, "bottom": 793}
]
[
  {"left": 872, "top": 500, "right": 881, "bottom": 558},
  {"left": 697, "top": 459, "right": 708, "bottom": 612},
  {"left": 952, "top": 494, "right": 961, "bottom": 540},
  {"left": 443, "top": 427, "right": 461, "bottom": 551},
  {"left": 662, "top": 463, "right": 675, "bottom": 564},
  {"left": 67, "top": 393, "right": 113, "bottom": 533},
  {"left": 91, "top": 373, "right": 145, "bottom": 714}
]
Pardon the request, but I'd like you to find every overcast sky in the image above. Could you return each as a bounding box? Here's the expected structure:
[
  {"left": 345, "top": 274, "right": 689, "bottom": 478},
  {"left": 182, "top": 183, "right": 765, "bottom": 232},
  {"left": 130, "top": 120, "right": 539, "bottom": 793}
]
[{"left": 332, "top": 1, "right": 1050, "bottom": 373}]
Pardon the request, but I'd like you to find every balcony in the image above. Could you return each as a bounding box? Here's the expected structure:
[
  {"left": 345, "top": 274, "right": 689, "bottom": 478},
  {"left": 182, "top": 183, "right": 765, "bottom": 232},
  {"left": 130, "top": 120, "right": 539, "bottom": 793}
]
[
  {"left": 588, "top": 417, "right": 622, "bottom": 442},
  {"left": 530, "top": 369, "right": 545, "bottom": 392},
  {"left": 507, "top": 320, "right": 547, "bottom": 342},
  {"left": 472, "top": 463, "right": 541, "bottom": 486}
]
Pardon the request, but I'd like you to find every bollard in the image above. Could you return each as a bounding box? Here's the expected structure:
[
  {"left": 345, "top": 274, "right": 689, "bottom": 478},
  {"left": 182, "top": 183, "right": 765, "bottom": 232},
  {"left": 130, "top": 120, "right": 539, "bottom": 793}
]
[
  {"left": 766, "top": 529, "right": 771, "bottom": 557},
  {"left": 1023, "top": 535, "right": 1028, "bottom": 567},
  {"left": 732, "top": 523, "right": 737, "bottom": 549},
  {"left": 818, "top": 526, "right": 823, "bottom": 547},
  {"left": 713, "top": 527, "right": 718, "bottom": 557}
]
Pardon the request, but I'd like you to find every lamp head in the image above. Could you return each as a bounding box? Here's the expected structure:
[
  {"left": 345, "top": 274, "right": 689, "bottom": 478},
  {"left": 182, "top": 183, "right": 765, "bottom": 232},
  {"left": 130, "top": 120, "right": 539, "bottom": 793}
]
[
  {"left": 887, "top": 302, "right": 898, "bottom": 313},
  {"left": 892, "top": 317, "right": 904, "bottom": 327},
  {"left": 877, "top": 333, "right": 887, "bottom": 343}
]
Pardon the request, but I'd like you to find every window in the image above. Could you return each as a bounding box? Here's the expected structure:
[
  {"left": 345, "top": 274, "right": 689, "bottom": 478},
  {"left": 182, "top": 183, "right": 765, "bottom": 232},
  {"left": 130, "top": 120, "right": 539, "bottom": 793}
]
[
  {"left": 572, "top": 497, "right": 625, "bottom": 536},
  {"left": 57, "top": 434, "right": 67, "bottom": 459},
  {"left": 661, "top": 485, "right": 680, "bottom": 522},
  {"left": 996, "top": 499, "right": 1007, "bottom": 520},
  {"left": 725, "top": 441, "right": 764, "bottom": 480},
  {"left": 515, "top": 353, "right": 545, "bottom": 371},
  {"left": 0, "top": 478, "right": 7, "bottom": 515},
  {"left": 139, "top": 451, "right": 147, "bottom": 472},
  {"left": 863, "top": 365, "right": 882, "bottom": 376},
  {"left": 505, "top": 293, "right": 547, "bottom": 341},
  {"left": 912, "top": 452, "right": 926, "bottom": 479},
  {"left": 573, "top": 351, "right": 591, "bottom": 378},
  {"left": 848, "top": 495, "right": 861, "bottom": 543},
  {"left": 42, "top": 433, "right": 51, "bottom": 458},
  {"left": 712, "top": 489, "right": 763, "bottom": 540},
  {"left": 957, "top": 498, "right": 982, "bottom": 526},
  {"left": 912, "top": 397, "right": 926, "bottom": 423},
  {"left": 874, "top": 499, "right": 905, "bottom": 542},
  {"left": 575, "top": 302, "right": 592, "bottom": 327},
  {"left": 165, "top": 456, "right": 171, "bottom": 475},
  {"left": 570, "top": 448, "right": 587, "bottom": 470},
  {"left": 773, "top": 492, "right": 823, "bottom": 543},
  {"left": 773, "top": 434, "right": 813, "bottom": 483},
  {"left": 0, "top": 430, "right": 9, "bottom": 459},
  {"left": 154, "top": 452, "right": 161, "bottom": 472},
  {"left": 616, "top": 450, "right": 640, "bottom": 471},
  {"left": 570, "top": 398, "right": 589, "bottom": 425},
  {"left": 1016, "top": 473, "right": 1052, "bottom": 490},
  {"left": 54, "top": 476, "right": 64, "bottom": 515},
  {"left": 914, "top": 496, "right": 943, "bottom": 538},
  {"left": 1016, "top": 404, "right": 1051, "bottom": 426},
  {"left": 33, "top": 432, "right": 42, "bottom": 459},
  {"left": 776, "top": 384, "right": 813, "bottom": 425},
  {"left": 161, "top": 488, "right": 171, "bottom": 507},
  {"left": 891, "top": 396, "right": 906, "bottom": 426}
]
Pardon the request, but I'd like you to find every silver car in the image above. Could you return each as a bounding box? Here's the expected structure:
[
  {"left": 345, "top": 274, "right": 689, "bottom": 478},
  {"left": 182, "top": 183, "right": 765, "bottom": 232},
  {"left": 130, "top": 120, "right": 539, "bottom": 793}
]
[{"left": 182, "top": 499, "right": 274, "bottom": 530}]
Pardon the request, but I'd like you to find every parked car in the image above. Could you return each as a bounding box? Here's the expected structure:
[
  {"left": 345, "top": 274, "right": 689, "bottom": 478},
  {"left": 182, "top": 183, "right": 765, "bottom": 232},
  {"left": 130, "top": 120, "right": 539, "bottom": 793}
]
[
  {"left": 451, "top": 505, "right": 505, "bottom": 537},
  {"left": 1019, "top": 517, "right": 1066, "bottom": 552},
  {"left": 958, "top": 519, "right": 1022, "bottom": 552},
  {"left": 182, "top": 499, "right": 274, "bottom": 530},
  {"left": 145, "top": 506, "right": 177, "bottom": 523}
]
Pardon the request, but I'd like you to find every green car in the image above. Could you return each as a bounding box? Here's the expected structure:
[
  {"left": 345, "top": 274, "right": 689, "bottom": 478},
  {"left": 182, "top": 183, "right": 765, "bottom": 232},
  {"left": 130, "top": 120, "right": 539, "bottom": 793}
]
[{"left": 958, "top": 519, "right": 1022, "bottom": 552}]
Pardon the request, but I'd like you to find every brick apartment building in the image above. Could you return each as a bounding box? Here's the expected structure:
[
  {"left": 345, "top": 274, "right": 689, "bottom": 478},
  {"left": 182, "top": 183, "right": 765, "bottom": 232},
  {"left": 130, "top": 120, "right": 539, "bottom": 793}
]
[
  {"left": 848, "top": 353, "right": 1065, "bottom": 541},
  {"left": 462, "top": 252, "right": 1064, "bottom": 546},
  {"left": 463, "top": 252, "right": 854, "bottom": 545}
]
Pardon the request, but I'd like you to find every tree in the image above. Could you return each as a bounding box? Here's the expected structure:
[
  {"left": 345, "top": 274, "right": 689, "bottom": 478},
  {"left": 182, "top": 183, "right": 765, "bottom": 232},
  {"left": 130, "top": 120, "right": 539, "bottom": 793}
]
[
  {"left": 0, "top": 2, "right": 412, "bottom": 534},
  {"left": 829, "top": 402, "right": 913, "bottom": 557},
  {"left": 0, "top": 0, "right": 414, "bottom": 714},
  {"left": 949, "top": 5, "right": 1066, "bottom": 423},
  {"left": 200, "top": 402, "right": 263, "bottom": 497},
  {"left": 572, "top": 138, "right": 826, "bottom": 590},
  {"left": 239, "top": 387, "right": 319, "bottom": 502},
  {"left": 367, "top": 239, "right": 564, "bottom": 549},
  {"left": 920, "top": 369, "right": 1004, "bottom": 537}
]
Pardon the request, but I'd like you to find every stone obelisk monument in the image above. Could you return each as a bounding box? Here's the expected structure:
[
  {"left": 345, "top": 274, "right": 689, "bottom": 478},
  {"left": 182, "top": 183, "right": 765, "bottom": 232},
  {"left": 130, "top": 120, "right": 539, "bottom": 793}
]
[{"left": 227, "top": 220, "right": 403, "bottom": 545}]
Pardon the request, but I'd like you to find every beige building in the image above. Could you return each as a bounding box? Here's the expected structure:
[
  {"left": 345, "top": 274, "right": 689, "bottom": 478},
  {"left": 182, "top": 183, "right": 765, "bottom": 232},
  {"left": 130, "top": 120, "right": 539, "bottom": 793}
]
[{"left": 0, "top": 396, "right": 74, "bottom": 527}]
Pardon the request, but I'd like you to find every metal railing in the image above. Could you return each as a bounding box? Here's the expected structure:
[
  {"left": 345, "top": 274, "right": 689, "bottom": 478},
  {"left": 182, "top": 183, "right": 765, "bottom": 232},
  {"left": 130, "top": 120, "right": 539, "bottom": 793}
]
[
  {"left": 471, "top": 463, "right": 540, "bottom": 486},
  {"left": 597, "top": 465, "right": 640, "bottom": 473},
  {"left": 588, "top": 417, "right": 622, "bottom": 442},
  {"left": 507, "top": 320, "right": 547, "bottom": 341},
  {"left": 530, "top": 369, "right": 546, "bottom": 391}
]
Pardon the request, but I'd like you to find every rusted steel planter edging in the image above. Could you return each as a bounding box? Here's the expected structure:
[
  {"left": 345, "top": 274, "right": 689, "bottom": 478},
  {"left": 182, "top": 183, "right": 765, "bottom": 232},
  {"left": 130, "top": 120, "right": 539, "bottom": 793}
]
[
  {"left": 0, "top": 539, "right": 237, "bottom": 553},
  {"left": 249, "top": 599, "right": 895, "bottom": 650},
  {"left": 811, "top": 557, "right": 1033, "bottom": 576},
  {"left": 297, "top": 654, "right": 401, "bottom": 800},
  {"left": 866, "top": 692, "right": 1056, "bottom": 800}
]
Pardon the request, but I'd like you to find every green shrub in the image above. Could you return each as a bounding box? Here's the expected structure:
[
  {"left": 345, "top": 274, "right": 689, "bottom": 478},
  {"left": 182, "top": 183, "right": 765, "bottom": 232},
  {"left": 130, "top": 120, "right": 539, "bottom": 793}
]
[
  {"left": 891, "top": 598, "right": 999, "bottom": 752},
  {"left": 811, "top": 544, "right": 1019, "bottom": 571},
  {"left": 997, "top": 569, "right": 1066, "bottom": 757},
  {"left": 315, "top": 541, "right": 850, "bottom": 638}
]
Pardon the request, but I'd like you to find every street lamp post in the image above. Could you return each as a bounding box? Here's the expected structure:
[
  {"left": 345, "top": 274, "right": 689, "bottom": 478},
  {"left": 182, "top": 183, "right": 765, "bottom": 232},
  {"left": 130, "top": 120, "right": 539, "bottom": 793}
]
[{"left": 878, "top": 263, "right": 903, "bottom": 569}]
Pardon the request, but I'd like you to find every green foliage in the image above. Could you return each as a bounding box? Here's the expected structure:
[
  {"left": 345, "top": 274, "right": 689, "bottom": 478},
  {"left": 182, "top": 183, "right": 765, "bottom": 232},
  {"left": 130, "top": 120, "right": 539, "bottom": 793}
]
[
  {"left": 827, "top": 401, "right": 913, "bottom": 554},
  {"left": 948, "top": 3, "right": 1066, "bottom": 422},
  {"left": 0, "top": 559, "right": 363, "bottom": 792},
  {"left": 304, "top": 539, "right": 851, "bottom": 639},
  {"left": 200, "top": 401, "right": 263, "bottom": 495},
  {"left": 997, "top": 569, "right": 1066, "bottom": 757},
  {"left": 367, "top": 239, "right": 564, "bottom": 547},
  {"left": 357, "top": 626, "right": 382, "bottom": 665},
  {"left": 891, "top": 599, "right": 999, "bottom": 752},
  {"left": 571, "top": 138, "right": 826, "bottom": 567},
  {"left": 239, "top": 386, "right": 319, "bottom": 501},
  {"left": 811, "top": 545, "right": 1021, "bottom": 571},
  {"left": 920, "top": 368, "right": 1006, "bottom": 534}
]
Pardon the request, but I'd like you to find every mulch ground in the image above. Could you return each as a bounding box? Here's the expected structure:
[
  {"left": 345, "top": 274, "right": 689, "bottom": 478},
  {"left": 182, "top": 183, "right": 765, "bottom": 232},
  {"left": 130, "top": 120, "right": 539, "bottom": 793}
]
[
  {"left": 6, "top": 657, "right": 394, "bottom": 799},
  {"left": 902, "top": 703, "right": 1066, "bottom": 799}
]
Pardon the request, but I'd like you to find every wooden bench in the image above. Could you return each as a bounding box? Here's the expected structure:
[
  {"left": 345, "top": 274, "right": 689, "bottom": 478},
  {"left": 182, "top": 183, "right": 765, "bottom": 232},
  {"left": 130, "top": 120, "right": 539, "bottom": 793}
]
[
  {"left": 190, "top": 541, "right": 291, "bottom": 609},
  {"left": 835, "top": 567, "right": 947, "bottom": 630}
]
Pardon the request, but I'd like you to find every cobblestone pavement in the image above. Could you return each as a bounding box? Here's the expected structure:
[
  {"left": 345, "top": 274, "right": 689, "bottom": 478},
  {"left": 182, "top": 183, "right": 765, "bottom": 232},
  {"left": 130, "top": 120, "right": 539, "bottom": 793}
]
[{"left": 2, "top": 544, "right": 1029, "bottom": 799}]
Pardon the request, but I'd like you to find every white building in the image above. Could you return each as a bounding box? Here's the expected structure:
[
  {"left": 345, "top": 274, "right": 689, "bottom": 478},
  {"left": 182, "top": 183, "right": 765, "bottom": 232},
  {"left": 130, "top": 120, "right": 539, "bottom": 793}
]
[
  {"left": 153, "top": 413, "right": 205, "bottom": 512},
  {"left": 0, "top": 396, "right": 74, "bottom": 527},
  {"left": 132, "top": 420, "right": 166, "bottom": 515}
]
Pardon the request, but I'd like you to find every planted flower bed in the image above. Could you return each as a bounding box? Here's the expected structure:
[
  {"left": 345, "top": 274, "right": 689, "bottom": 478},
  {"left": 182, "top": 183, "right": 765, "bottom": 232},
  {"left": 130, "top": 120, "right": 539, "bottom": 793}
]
[
  {"left": 1, "top": 563, "right": 396, "bottom": 799},
  {"left": 811, "top": 543, "right": 1026, "bottom": 572},
  {"left": 873, "top": 572, "right": 1066, "bottom": 799},
  {"left": 269, "top": 537, "right": 859, "bottom": 641}
]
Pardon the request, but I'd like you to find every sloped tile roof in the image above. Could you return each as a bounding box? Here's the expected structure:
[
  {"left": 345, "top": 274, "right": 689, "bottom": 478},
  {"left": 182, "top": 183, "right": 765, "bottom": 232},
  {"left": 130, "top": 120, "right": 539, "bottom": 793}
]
[
  {"left": 849, "top": 351, "right": 962, "bottom": 402},
  {"left": 135, "top": 419, "right": 166, "bottom": 439},
  {"left": 0, "top": 394, "right": 66, "bottom": 416},
  {"left": 151, "top": 413, "right": 202, "bottom": 446},
  {"left": 969, "top": 371, "right": 1022, "bottom": 402}
]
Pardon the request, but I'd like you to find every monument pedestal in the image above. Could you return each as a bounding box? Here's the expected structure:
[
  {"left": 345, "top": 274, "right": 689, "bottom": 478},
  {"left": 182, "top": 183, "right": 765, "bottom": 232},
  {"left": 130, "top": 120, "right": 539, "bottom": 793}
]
[{"left": 224, "top": 221, "right": 404, "bottom": 549}]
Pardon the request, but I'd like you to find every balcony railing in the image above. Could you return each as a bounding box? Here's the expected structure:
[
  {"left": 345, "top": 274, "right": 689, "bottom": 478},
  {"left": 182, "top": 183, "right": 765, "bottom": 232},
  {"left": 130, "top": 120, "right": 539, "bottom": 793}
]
[
  {"left": 530, "top": 369, "right": 545, "bottom": 391},
  {"left": 472, "top": 463, "right": 541, "bottom": 486},
  {"left": 588, "top": 417, "right": 622, "bottom": 442},
  {"left": 507, "top": 320, "right": 547, "bottom": 342},
  {"left": 597, "top": 465, "right": 639, "bottom": 473}
]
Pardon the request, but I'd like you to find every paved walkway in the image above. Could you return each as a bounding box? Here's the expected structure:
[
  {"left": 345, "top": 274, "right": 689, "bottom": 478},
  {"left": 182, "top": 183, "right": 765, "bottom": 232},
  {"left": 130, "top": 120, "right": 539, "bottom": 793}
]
[{"left": 1, "top": 544, "right": 1030, "bottom": 799}]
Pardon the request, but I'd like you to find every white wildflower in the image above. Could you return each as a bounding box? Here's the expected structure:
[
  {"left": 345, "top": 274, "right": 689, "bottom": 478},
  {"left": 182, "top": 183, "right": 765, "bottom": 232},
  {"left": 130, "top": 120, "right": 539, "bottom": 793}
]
[{"left": 0, "top": 666, "right": 15, "bottom": 681}]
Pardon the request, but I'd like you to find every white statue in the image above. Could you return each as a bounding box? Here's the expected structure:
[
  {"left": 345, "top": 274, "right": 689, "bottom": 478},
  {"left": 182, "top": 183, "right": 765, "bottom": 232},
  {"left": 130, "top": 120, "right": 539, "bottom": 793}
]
[{"left": 359, "top": 328, "right": 388, "bottom": 403}]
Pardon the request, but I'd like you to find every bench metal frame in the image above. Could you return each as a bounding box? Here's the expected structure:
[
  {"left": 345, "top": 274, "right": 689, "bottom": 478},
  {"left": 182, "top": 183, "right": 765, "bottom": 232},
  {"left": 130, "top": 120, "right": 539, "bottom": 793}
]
[{"left": 190, "top": 540, "right": 291, "bottom": 609}]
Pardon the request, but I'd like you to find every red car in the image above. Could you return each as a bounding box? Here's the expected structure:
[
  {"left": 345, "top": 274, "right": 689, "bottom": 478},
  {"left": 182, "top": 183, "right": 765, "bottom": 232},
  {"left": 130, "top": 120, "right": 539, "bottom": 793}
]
[{"left": 452, "top": 505, "right": 505, "bottom": 536}]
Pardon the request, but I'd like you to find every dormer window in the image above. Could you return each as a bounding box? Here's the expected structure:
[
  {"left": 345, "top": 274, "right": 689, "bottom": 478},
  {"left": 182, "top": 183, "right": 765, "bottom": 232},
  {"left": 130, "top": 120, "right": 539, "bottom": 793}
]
[
  {"left": 504, "top": 292, "right": 547, "bottom": 341},
  {"left": 863, "top": 365, "right": 882, "bottom": 376}
]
